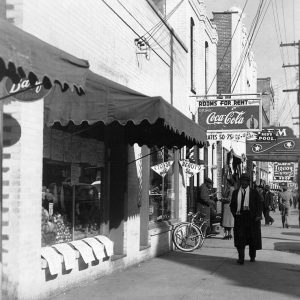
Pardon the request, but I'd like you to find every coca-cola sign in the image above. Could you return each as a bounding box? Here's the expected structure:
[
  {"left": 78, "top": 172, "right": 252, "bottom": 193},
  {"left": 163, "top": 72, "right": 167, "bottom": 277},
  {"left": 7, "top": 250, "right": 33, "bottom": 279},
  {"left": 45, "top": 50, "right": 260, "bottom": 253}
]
[
  {"left": 198, "top": 99, "right": 261, "bottom": 132},
  {"left": 4, "top": 77, "right": 51, "bottom": 101},
  {"left": 206, "top": 111, "right": 245, "bottom": 125}
]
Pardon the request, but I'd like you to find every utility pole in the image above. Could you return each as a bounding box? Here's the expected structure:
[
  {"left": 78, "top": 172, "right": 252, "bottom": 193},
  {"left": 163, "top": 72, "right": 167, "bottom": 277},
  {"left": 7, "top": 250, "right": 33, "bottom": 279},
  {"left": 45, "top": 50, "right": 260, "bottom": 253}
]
[
  {"left": 280, "top": 41, "right": 300, "bottom": 133},
  {"left": 280, "top": 41, "right": 300, "bottom": 191}
]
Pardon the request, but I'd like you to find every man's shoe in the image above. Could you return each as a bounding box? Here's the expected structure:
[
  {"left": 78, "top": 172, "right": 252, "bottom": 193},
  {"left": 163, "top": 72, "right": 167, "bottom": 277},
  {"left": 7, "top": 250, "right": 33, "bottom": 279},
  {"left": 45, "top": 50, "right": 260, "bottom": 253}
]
[
  {"left": 250, "top": 257, "right": 255, "bottom": 262},
  {"left": 237, "top": 258, "right": 244, "bottom": 265}
]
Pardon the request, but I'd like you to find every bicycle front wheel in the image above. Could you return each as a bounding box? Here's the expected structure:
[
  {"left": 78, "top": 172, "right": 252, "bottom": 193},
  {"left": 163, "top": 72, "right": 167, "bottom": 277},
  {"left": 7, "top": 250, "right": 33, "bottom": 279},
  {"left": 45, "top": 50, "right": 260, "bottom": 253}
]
[{"left": 173, "top": 223, "right": 202, "bottom": 252}]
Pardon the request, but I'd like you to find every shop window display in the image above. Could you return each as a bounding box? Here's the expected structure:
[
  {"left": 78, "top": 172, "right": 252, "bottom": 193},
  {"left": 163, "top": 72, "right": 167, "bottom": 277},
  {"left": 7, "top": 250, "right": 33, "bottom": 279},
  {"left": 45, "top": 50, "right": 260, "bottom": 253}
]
[
  {"left": 42, "top": 161, "right": 103, "bottom": 246},
  {"left": 149, "top": 147, "right": 175, "bottom": 222},
  {"left": 42, "top": 127, "right": 105, "bottom": 247}
]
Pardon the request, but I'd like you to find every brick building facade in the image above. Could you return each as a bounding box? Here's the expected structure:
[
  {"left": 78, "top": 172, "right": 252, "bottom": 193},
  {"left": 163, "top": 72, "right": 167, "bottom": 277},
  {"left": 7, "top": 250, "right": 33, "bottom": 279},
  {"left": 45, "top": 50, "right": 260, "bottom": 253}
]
[{"left": 0, "top": 1, "right": 217, "bottom": 299}]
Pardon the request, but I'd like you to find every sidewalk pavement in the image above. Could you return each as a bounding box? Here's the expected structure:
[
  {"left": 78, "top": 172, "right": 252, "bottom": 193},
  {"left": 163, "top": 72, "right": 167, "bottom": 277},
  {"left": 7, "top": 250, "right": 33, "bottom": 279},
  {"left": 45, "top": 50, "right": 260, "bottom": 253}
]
[{"left": 51, "top": 207, "right": 300, "bottom": 300}]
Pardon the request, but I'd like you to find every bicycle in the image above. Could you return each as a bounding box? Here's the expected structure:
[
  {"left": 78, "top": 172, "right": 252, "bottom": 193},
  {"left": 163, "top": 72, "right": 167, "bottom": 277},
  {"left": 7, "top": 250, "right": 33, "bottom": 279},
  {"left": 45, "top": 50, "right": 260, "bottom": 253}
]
[{"left": 172, "top": 211, "right": 209, "bottom": 252}]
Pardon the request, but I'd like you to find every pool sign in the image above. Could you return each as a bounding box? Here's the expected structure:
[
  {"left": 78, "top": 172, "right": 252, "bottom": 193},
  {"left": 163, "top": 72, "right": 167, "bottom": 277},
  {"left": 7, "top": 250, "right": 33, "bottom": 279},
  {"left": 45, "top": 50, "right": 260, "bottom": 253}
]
[
  {"left": 5, "top": 77, "right": 51, "bottom": 101},
  {"left": 246, "top": 126, "right": 300, "bottom": 162},
  {"left": 151, "top": 161, "right": 174, "bottom": 177}
]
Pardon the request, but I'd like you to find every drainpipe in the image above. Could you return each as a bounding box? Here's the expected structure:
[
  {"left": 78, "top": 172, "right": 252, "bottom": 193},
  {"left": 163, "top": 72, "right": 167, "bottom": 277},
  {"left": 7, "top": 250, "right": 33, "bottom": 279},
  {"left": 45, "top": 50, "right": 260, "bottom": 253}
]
[{"left": 170, "top": 29, "right": 174, "bottom": 106}]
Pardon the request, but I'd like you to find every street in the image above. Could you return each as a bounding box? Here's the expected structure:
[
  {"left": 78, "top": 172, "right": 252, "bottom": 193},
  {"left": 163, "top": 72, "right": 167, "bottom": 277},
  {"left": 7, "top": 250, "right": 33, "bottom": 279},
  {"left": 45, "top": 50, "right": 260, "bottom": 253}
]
[{"left": 51, "top": 207, "right": 300, "bottom": 300}]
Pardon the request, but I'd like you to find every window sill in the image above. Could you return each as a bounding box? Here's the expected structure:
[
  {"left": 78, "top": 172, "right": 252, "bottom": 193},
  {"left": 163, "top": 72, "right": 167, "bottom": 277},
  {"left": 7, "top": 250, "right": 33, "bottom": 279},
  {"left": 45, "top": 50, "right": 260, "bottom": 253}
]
[
  {"left": 110, "top": 254, "right": 126, "bottom": 261},
  {"left": 139, "top": 245, "right": 151, "bottom": 251}
]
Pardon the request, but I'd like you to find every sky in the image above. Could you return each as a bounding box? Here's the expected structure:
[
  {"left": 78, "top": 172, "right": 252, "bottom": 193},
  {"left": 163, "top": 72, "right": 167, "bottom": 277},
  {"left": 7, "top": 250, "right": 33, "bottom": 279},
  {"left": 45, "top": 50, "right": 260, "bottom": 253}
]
[{"left": 205, "top": 0, "right": 300, "bottom": 136}]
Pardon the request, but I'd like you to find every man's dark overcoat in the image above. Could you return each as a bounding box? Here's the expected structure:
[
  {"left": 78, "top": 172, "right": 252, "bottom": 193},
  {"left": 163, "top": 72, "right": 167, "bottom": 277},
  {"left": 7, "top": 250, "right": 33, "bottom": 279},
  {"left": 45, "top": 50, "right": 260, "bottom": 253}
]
[
  {"left": 197, "top": 183, "right": 211, "bottom": 224},
  {"left": 230, "top": 188, "right": 262, "bottom": 250}
]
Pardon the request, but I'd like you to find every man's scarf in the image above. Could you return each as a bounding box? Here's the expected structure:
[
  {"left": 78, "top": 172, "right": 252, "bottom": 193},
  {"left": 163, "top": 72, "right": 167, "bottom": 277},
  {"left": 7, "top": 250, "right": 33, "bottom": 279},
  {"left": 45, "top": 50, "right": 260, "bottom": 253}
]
[{"left": 237, "top": 186, "right": 250, "bottom": 214}]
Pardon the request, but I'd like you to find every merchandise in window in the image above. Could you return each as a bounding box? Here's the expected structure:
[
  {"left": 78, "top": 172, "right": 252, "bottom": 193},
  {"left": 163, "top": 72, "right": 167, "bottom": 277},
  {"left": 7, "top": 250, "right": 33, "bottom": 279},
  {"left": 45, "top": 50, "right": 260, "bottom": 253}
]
[
  {"left": 149, "top": 147, "right": 175, "bottom": 222},
  {"left": 42, "top": 127, "right": 105, "bottom": 247},
  {"left": 42, "top": 161, "right": 103, "bottom": 246}
]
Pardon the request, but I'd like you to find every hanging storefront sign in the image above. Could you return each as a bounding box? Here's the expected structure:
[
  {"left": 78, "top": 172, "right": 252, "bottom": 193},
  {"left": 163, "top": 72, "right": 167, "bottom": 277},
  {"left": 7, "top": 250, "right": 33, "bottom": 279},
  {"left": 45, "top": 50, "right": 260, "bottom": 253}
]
[
  {"left": 246, "top": 126, "right": 300, "bottom": 162},
  {"left": 207, "top": 132, "right": 247, "bottom": 141},
  {"left": 4, "top": 77, "right": 52, "bottom": 101},
  {"left": 198, "top": 98, "right": 262, "bottom": 132},
  {"left": 273, "top": 162, "right": 294, "bottom": 181},
  {"left": 179, "top": 160, "right": 204, "bottom": 177},
  {"left": 151, "top": 161, "right": 174, "bottom": 177}
]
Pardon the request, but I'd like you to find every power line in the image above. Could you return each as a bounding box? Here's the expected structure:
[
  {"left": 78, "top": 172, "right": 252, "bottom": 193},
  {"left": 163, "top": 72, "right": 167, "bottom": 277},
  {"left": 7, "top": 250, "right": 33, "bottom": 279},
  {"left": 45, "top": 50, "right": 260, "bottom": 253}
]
[
  {"left": 116, "top": 0, "right": 172, "bottom": 61},
  {"left": 147, "top": 0, "right": 185, "bottom": 46},
  {"left": 230, "top": 0, "right": 265, "bottom": 89},
  {"left": 115, "top": 0, "right": 189, "bottom": 81},
  {"left": 206, "top": 0, "right": 249, "bottom": 94},
  {"left": 281, "top": 0, "right": 290, "bottom": 64},
  {"left": 231, "top": 0, "right": 268, "bottom": 92},
  {"left": 280, "top": 101, "right": 298, "bottom": 124},
  {"left": 142, "top": 0, "right": 184, "bottom": 41},
  {"left": 100, "top": 0, "right": 170, "bottom": 67},
  {"left": 292, "top": 0, "right": 297, "bottom": 62},
  {"left": 271, "top": 0, "right": 286, "bottom": 66},
  {"left": 272, "top": 0, "right": 290, "bottom": 88}
]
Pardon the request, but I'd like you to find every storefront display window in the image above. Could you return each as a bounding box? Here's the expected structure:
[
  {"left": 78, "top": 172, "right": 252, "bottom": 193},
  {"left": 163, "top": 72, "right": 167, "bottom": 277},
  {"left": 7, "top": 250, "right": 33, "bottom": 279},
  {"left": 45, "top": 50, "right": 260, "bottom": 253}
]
[
  {"left": 42, "top": 127, "right": 104, "bottom": 247},
  {"left": 149, "top": 147, "right": 175, "bottom": 222}
]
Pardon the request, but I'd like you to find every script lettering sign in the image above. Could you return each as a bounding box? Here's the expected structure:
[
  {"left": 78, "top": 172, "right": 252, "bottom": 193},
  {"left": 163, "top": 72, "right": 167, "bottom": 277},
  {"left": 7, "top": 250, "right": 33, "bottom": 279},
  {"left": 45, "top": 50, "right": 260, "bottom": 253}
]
[
  {"left": 151, "top": 161, "right": 174, "bottom": 177},
  {"left": 179, "top": 160, "right": 203, "bottom": 177},
  {"left": 198, "top": 98, "right": 261, "bottom": 132},
  {"left": 5, "top": 77, "right": 51, "bottom": 101}
]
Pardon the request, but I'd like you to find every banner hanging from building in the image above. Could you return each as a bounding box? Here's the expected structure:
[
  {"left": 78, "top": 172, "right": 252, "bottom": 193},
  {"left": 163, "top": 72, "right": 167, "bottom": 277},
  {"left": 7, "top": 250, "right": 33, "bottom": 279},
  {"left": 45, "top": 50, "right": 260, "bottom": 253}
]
[
  {"left": 273, "top": 162, "right": 294, "bottom": 181},
  {"left": 179, "top": 160, "right": 204, "bottom": 177},
  {"left": 246, "top": 126, "right": 300, "bottom": 162},
  {"left": 198, "top": 98, "right": 262, "bottom": 132},
  {"left": 207, "top": 132, "right": 247, "bottom": 141},
  {"left": 151, "top": 161, "right": 174, "bottom": 177}
]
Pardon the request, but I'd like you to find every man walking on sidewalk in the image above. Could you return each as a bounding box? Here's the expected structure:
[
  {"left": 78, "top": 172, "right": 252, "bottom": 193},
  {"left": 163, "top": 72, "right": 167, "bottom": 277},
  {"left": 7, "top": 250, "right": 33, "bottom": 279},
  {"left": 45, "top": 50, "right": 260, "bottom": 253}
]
[
  {"left": 230, "top": 173, "right": 263, "bottom": 265},
  {"left": 278, "top": 186, "right": 292, "bottom": 228},
  {"left": 263, "top": 185, "right": 274, "bottom": 225}
]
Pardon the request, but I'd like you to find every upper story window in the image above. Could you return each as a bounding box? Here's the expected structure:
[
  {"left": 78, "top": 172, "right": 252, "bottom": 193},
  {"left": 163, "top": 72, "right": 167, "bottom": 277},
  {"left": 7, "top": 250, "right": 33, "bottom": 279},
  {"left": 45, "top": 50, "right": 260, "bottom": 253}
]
[
  {"left": 190, "top": 18, "right": 196, "bottom": 93},
  {"left": 205, "top": 41, "right": 209, "bottom": 94},
  {"left": 152, "top": 0, "right": 166, "bottom": 16}
]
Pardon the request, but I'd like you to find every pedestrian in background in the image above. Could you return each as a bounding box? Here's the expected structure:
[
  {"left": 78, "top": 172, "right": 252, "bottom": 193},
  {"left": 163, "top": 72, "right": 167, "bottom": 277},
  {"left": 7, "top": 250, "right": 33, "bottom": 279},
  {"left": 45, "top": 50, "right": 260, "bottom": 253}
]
[
  {"left": 293, "top": 190, "right": 297, "bottom": 209},
  {"left": 197, "top": 177, "right": 215, "bottom": 235},
  {"left": 297, "top": 190, "right": 300, "bottom": 228},
  {"left": 220, "top": 178, "right": 235, "bottom": 239},
  {"left": 263, "top": 185, "right": 274, "bottom": 225},
  {"left": 278, "top": 186, "right": 292, "bottom": 228},
  {"left": 230, "top": 173, "right": 262, "bottom": 265},
  {"left": 256, "top": 184, "right": 265, "bottom": 204}
]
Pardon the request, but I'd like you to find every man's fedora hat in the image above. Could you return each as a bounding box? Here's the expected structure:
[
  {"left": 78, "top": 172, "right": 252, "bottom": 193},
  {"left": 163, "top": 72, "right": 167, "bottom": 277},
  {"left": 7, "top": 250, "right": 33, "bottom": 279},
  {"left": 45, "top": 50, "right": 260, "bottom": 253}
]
[{"left": 204, "top": 177, "right": 213, "bottom": 184}]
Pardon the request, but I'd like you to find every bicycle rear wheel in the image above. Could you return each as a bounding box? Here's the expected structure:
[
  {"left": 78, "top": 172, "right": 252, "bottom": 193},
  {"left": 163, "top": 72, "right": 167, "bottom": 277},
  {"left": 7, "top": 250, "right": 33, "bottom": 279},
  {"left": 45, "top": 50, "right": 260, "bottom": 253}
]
[{"left": 173, "top": 223, "right": 202, "bottom": 252}]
